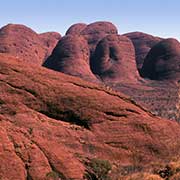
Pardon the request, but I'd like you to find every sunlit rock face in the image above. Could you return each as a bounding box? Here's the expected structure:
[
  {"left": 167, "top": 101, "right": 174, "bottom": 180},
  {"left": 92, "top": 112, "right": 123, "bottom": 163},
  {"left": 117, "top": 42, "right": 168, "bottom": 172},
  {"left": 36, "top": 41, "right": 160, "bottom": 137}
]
[
  {"left": 39, "top": 32, "right": 61, "bottom": 60},
  {"left": 65, "top": 23, "right": 87, "bottom": 35},
  {"left": 0, "top": 24, "right": 61, "bottom": 64},
  {"left": 80, "top": 21, "right": 118, "bottom": 54},
  {"left": 91, "top": 34, "right": 140, "bottom": 83},
  {"left": 43, "top": 35, "right": 98, "bottom": 82},
  {"left": 66, "top": 21, "right": 118, "bottom": 55}
]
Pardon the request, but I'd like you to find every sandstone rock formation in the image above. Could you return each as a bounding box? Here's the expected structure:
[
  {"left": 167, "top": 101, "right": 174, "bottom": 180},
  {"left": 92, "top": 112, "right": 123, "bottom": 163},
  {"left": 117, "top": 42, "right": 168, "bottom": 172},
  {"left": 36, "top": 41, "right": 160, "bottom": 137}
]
[
  {"left": 124, "top": 32, "right": 162, "bottom": 71},
  {"left": 141, "top": 38, "right": 180, "bottom": 80},
  {"left": 1, "top": 53, "right": 180, "bottom": 179},
  {"left": 65, "top": 23, "right": 87, "bottom": 35},
  {"left": 2, "top": 21, "right": 180, "bottom": 179},
  {"left": 45, "top": 22, "right": 120, "bottom": 82},
  {"left": 66, "top": 21, "right": 118, "bottom": 55},
  {"left": 43, "top": 35, "right": 98, "bottom": 82},
  {"left": 81, "top": 21, "right": 118, "bottom": 54},
  {"left": 39, "top": 32, "right": 61, "bottom": 60},
  {"left": 45, "top": 22, "right": 143, "bottom": 84},
  {"left": 0, "top": 24, "right": 61, "bottom": 65},
  {"left": 91, "top": 34, "right": 140, "bottom": 82}
]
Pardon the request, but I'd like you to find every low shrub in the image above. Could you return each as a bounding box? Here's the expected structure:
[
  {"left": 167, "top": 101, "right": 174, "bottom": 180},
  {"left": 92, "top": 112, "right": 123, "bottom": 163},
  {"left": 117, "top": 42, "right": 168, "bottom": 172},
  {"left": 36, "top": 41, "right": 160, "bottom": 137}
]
[{"left": 84, "top": 158, "right": 112, "bottom": 180}]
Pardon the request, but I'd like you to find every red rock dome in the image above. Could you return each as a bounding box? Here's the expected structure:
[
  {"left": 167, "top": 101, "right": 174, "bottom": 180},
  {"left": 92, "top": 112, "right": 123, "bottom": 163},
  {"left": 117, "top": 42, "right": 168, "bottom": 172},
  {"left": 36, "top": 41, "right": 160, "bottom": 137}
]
[
  {"left": 0, "top": 24, "right": 61, "bottom": 65},
  {"left": 43, "top": 35, "right": 98, "bottom": 82},
  {"left": 81, "top": 21, "right": 118, "bottom": 54},
  {"left": 141, "top": 38, "right": 180, "bottom": 80},
  {"left": 124, "top": 32, "right": 162, "bottom": 71},
  {"left": 91, "top": 34, "right": 140, "bottom": 82},
  {"left": 65, "top": 23, "right": 87, "bottom": 35}
]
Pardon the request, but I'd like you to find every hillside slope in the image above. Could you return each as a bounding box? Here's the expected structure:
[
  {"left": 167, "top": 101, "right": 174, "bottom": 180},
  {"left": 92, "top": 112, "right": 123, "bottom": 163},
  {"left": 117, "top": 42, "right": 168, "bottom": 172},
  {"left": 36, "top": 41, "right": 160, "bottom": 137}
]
[{"left": 1, "top": 54, "right": 180, "bottom": 179}]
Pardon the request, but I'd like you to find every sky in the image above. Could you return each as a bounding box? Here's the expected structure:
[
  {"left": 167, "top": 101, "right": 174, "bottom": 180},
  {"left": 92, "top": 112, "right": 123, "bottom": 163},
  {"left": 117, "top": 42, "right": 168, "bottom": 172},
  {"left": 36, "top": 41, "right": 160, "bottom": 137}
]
[{"left": 0, "top": 0, "right": 180, "bottom": 39}]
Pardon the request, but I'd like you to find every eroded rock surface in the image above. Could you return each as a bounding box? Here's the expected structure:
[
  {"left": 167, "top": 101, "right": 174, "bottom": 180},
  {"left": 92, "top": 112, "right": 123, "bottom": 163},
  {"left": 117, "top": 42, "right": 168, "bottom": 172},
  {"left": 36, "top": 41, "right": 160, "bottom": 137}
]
[
  {"left": 39, "top": 32, "right": 61, "bottom": 60},
  {"left": 141, "top": 38, "right": 180, "bottom": 80},
  {"left": 43, "top": 35, "right": 98, "bottom": 82},
  {"left": 0, "top": 24, "right": 61, "bottom": 65},
  {"left": 124, "top": 32, "right": 162, "bottom": 71},
  {"left": 0, "top": 53, "right": 180, "bottom": 179},
  {"left": 66, "top": 23, "right": 87, "bottom": 35},
  {"left": 91, "top": 34, "right": 140, "bottom": 82}
]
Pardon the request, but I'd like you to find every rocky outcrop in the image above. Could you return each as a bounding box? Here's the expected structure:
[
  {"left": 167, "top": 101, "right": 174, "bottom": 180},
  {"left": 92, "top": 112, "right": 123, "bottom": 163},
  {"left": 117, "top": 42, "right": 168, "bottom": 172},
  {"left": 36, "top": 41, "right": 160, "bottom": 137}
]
[
  {"left": 43, "top": 35, "right": 98, "bottom": 82},
  {"left": 65, "top": 21, "right": 118, "bottom": 55},
  {"left": 81, "top": 21, "right": 118, "bottom": 54},
  {"left": 141, "top": 38, "right": 180, "bottom": 80},
  {"left": 65, "top": 23, "right": 87, "bottom": 35},
  {"left": 44, "top": 22, "right": 144, "bottom": 84},
  {"left": 1, "top": 53, "right": 180, "bottom": 179},
  {"left": 124, "top": 32, "right": 162, "bottom": 71},
  {"left": 39, "top": 32, "right": 61, "bottom": 60},
  {"left": 0, "top": 24, "right": 61, "bottom": 65},
  {"left": 2, "top": 21, "right": 180, "bottom": 179},
  {"left": 91, "top": 34, "right": 140, "bottom": 82}
]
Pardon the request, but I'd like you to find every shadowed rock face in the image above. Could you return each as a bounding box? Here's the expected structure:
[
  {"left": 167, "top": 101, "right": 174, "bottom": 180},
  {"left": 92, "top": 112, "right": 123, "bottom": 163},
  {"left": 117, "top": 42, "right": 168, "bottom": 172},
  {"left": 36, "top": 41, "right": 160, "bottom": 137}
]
[
  {"left": 141, "top": 38, "right": 180, "bottom": 80},
  {"left": 39, "top": 32, "right": 61, "bottom": 60},
  {"left": 91, "top": 34, "right": 140, "bottom": 82},
  {"left": 124, "top": 32, "right": 162, "bottom": 71},
  {"left": 0, "top": 24, "right": 61, "bottom": 65},
  {"left": 65, "top": 23, "right": 87, "bottom": 35},
  {"left": 43, "top": 35, "right": 98, "bottom": 82}
]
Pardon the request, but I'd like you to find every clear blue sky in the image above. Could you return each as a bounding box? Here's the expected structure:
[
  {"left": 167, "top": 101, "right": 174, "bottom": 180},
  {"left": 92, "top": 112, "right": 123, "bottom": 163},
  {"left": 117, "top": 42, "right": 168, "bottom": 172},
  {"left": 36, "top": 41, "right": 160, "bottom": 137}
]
[{"left": 0, "top": 0, "right": 180, "bottom": 39}]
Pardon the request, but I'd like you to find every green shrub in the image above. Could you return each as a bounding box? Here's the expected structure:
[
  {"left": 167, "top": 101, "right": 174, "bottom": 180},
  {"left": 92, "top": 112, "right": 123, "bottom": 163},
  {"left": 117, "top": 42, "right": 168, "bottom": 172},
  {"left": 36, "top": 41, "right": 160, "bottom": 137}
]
[
  {"left": 46, "top": 171, "right": 59, "bottom": 180},
  {"left": 85, "top": 158, "right": 112, "bottom": 180}
]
